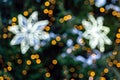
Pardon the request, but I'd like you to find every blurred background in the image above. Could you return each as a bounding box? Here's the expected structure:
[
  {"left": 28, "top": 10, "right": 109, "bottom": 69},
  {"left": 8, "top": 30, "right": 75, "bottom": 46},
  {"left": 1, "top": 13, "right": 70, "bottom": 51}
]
[{"left": 0, "top": 0, "right": 120, "bottom": 80}]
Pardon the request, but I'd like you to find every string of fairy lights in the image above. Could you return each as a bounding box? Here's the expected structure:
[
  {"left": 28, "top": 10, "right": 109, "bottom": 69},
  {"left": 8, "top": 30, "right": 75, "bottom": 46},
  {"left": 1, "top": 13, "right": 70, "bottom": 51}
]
[{"left": 0, "top": 0, "right": 120, "bottom": 80}]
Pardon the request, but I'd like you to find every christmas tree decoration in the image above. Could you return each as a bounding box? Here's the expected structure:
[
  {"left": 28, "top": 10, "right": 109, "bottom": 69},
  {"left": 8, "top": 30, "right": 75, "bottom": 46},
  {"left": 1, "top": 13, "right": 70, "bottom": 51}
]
[
  {"left": 82, "top": 14, "right": 112, "bottom": 52},
  {"left": 0, "top": 0, "right": 120, "bottom": 80},
  {"left": 9, "top": 11, "right": 49, "bottom": 54}
]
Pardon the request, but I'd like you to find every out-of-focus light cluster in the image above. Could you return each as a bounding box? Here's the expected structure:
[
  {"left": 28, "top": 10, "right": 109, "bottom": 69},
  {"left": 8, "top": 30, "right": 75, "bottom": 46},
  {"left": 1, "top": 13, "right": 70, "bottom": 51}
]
[
  {"left": 43, "top": 0, "right": 56, "bottom": 33},
  {"left": 106, "top": 51, "right": 120, "bottom": 69},
  {"left": 31, "top": 54, "right": 41, "bottom": 64},
  {"left": 59, "top": 15, "right": 72, "bottom": 23},
  {"left": 74, "top": 25, "right": 84, "bottom": 30},
  {"left": 112, "top": 11, "right": 120, "bottom": 18},
  {"left": 115, "top": 28, "right": 120, "bottom": 44}
]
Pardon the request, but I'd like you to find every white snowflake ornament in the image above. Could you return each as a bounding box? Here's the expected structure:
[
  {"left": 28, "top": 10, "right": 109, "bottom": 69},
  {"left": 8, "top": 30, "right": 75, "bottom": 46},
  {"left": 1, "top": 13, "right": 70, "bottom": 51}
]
[
  {"left": 9, "top": 11, "right": 49, "bottom": 54},
  {"left": 82, "top": 15, "right": 112, "bottom": 52}
]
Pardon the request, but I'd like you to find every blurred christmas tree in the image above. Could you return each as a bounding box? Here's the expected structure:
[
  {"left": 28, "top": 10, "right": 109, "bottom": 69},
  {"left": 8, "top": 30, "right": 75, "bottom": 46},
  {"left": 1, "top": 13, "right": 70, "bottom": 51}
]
[{"left": 0, "top": 0, "right": 120, "bottom": 80}]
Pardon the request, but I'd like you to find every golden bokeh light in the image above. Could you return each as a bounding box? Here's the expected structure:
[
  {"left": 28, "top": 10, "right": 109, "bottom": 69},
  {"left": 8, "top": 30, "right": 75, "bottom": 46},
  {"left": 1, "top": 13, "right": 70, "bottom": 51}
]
[
  {"left": 26, "top": 60, "right": 32, "bottom": 65},
  {"left": 59, "top": 18, "right": 64, "bottom": 23},
  {"left": 22, "top": 70, "right": 27, "bottom": 75},
  {"left": 48, "top": 10, "right": 53, "bottom": 15},
  {"left": 44, "top": 9, "right": 49, "bottom": 14},
  {"left": 90, "top": 71, "right": 95, "bottom": 77},
  {"left": 116, "top": 33, "right": 120, "bottom": 38},
  {"left": 0, "top": 76, "right": 4, "bottom": 80},
  {"left": 113, "top": 60, "right": 117, "bottom": 64},
  {"left": 56, "top": 36, "right": 61, "bottom": 41},
  {"left": 116, "top": 63, "right": 120, "bottom": 68},
  {"left": 79, "top": 74, "right": 84, "bottom": 78},
  {"left": 17, "top": 59, "right": 22, "bottom": 64},
  {"left": 51, "top": 40, "right": 56, "bottom": 45},
  {"left": 7, "top": 66, "right": 12, "bottom": 71},
  {"left": 100, "top": 77, "right": 106, "bottom": 80},
  {"left": 23, "top": 11, "right": 29, "bottom": 16},
  {"left": 31, "top": 54, "right": 36, "bottom": 60},
  {"left": 52, "top": 59, "right": 57, "bottom": 65},
  {"left": 70, "top": 67, "right": 75, "bottom": 72},
  {"left": 108, "top": 62, "right": 113, "bottom": 67},
  {"left": 112, "top": 11, "right": 117, "bottom": 16},
  {"left": 100, "top": 7, "right": 105, "bottom": 13},
  {"left": 104, "top": 68, "right": 109, "bottom": 73},
  {"left": 35, "top": 54, "right": 39, "bottom": 59},
  {"left": 12, "top": 23, "right": 16, "bottom": 26},
  {"left": 45, "top": 1, "right": 50, "bottom": 6},
  {"left": 45, "top": 72, "right": 51, "bottom": 77},
  {"left": 36, "top": 59, "right": 41, "bottom": 64},
  {"left": 3, "top": 34, "right": 7, "bottom": 39},
  {"left": 115, "top": 39, "right": 120, "bottom": 43},
  {"left": 12, "top": 17, "right": 17, "bottom": 22},
  {"left": 45, "top": 26, "right": 50, "bottom": 31}
]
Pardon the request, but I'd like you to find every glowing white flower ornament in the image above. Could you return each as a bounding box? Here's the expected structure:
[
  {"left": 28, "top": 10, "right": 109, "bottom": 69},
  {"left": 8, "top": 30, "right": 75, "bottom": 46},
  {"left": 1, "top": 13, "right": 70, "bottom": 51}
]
[
  {"left": 9, "top": 11, "right": 49, "bottom": 54},
  {"left": 82, "top": 15, "right": 112, "bottom": 52}
]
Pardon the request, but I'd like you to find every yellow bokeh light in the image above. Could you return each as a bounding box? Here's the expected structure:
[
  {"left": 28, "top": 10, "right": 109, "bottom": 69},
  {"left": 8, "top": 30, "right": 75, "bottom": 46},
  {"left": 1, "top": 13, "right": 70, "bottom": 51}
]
[
  {"left": 112, "top": 11, "right": 117, "bottom": 16},
  {"left": 116, "top": 63, "right": 120, "bottom": 68},
  {"left": 48, "top": 10, "right": 53, "bottom": 15},
  {"left": 45, "top": 72, "right": 51, "bottom": 77},
  {"left": 100, "top": 7, "right": 105, "bottom": 13},
  {"left": 59, "top": 18, "right": 64, "bottom": 23},
  {"left": 116, "top": 12, "right": 120, "bottom": 18},
  {"left": 45, "top": 26, "right": 50, "bottom": 31},
  {"left": 100, "top": 77, "right": 106, "bottom": 80},
  {"left": 116, "top": 33, "right": 120, "bottom": 38},
  {"left": 7, "top": 62, "right": 12, "bottom": 66},
  {"left": 3, "top": 34, "right": 7, "bottom": 39},
  {"left": 56, "top": 36, "right": 61, "bottom": 41},
  {"left": 112, "top": 51, "right": 117, "bottom": 55},
  {"left": 12, "top": 23, "right": 16, "bottom": 26},
  {"left": 118, "top": 28, "right": 120, "bottom": 32},
  {"left": 70, "top": 67, "right": 75, "bottom": 72},
  {"left": 74, "top": 44, "right": 80, "bottom": 49},
  {"left": 113, "top": 60, "right": 117, "bottom": 64},
  {"left": 23, "top": 11, "right": 29, "bottom": 16},
  {"left": 7, "top": 66, "right": 12, "bottom": 71},
  {"left": 67, "top": 15, "right": 72, "bottom": 20},
  {"left": 63, "top": 16, "right": 68, "bottom": 21},
  {"left": 104, "top": 68, "right": 109, "bottom": 73},
  {"left": 0, "top": 76, "right": 4, "bottom": 80},
  {"left": 90, "top": 71, "right": 95, "bottom": 77},
  {"left": 51, "top": 40, "right": 56, "bottom": 45},
  {"left": 26, "top": 60, "right": 31, "bottom": 65},
  {"left": 45, "top": 1, "right": 50, "bottom": 6},
  {"left": 79, "top": 74, "right": 84, "bottom": 78},
  {"left": 52, "top": 59, "right": 57, "bottom": 65},
  {"left": 44, "top": 9, "right": 49, "bottom": 14},
  {"left": 17, "top": 59, "right": 22, "bottom": 64},
  {"left": 7, "top": 26, "right": 11, "bottom": 31},
  {"left": 115, "top": 39, "right": 120, "bottom": 43},
  {"left": 31, "top": 54, "right": 36, "bottom": 59},
  {"left": 36, "top": 59, "right": 41, "bottom": 64},
  {"left": 35, "top": 54, "right": 39, "bottom": 59},
  {"left": 12, "top": 17, "right": 17, "bottom": 22},
  {"left": 108, "top": 62, "right": 113, "bottom": 67},
  {"left": 22, "top": 70, "right": 27, "bottom": 75}
]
